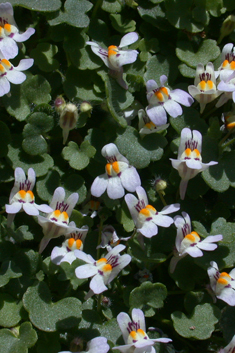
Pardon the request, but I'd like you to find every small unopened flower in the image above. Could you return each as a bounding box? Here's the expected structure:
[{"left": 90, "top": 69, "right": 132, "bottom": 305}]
[
  {"left": 97, "top": 225, "right": 130, "bottom": 250},
  {"left": 81, "top": 198, "right": 101, "bottom": 218},
  {"left": 170, "top": 212, "right": 222, "bottom": 273},
  {"left": 75, "top": 244, "right": 131, "bottom": 299},
  {"left": 58, "top": 336, "right": 109, "bottom": 353},
  {"left": 125, "top": 186, "right": 180, "bottom": 238},
  {"left": 0, "top": 55, "right": 33, "bottom": 97},
  {"left": 51, "top": 225, "right": 89, "bottom": 265},
  {"left": 91, "top": 143, "right": 141, "bottom": 200},
  {"left": 188, "top": 62, "right": 221, "bottom": 113},
  {"left": 138, "top": 109, "right": 169, "bottom": 136},
  {"left": 134, "top": 269, "right": 153, "bottom": 283},
  {"left": 146, "top": 76, "right": 193, "bottom": 125},
  {"left": 170, "top": 127, "right": 218, "bottom": 200},
  {"left": 86, "top": 32, "right": 138, "bottom": 89},
  {"left": 5, "top": 167, "right": 52, "bottom": 227},
  {"left": 58, "top": 102, "right": 78, "bottom": 144},
  {"left": 207, "top": 261, "right": 235, "bottom": 306},
  {"left": 80, "top": 101, "right": 92, "bottom": 116},
  {"left": 218, "top": 335, "right": 235, "bottom": 353},
  {"left": 221, "top": 111, "right": 235, "bottom": 131},
  {"left": 218, "top": 15, "right": 235, "bottom": 44},
  {"left": 0, "top": 2, "right": 35, "bottom": 59},
  {"left": 38, "top": 187, "right": 79, "bottom": 253},
  {"left": 113, "top": 308, "right": 172, "bottom": 353}
]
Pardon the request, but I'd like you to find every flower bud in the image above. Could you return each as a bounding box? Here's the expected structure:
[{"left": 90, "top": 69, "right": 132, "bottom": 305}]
[
  {"left": 59, "top": 102, "right": 78, "bottom": 144},
  {"left": 80, "top": 101, "right": 92, "bottom": 117},
  {"left": 218, "top": 15, "right": 235, "bottom": 44},
  {"left": 152, "top": 177, "right": 167, "bottom": 195},
  {"left": 221, "top": 112, "right": 235, "bottom": 130},
  {"left": 54, "top": 95, "right": 66, "bottom": 113}
]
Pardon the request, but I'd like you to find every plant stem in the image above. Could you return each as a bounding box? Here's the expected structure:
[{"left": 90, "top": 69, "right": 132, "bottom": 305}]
[
  {"left": 91, "top": 0, "right": 103, "bottom": 19},
  {"left": 219, "top": 127, "right": 235, "bottom": 146}
]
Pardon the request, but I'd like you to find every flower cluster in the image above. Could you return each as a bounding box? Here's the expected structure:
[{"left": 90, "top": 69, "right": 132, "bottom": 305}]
[{"left": 0, "top": 2, "right": 34, "bottom": 96}]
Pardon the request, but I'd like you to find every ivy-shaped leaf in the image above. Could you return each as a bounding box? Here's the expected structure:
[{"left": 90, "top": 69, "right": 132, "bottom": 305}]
[
  {"left": 176, "top": 39, "right": 220, "bottom": 68},
  {"left": 115, "top": 126, "right": 167, "bottom": 169},
  {"left": 31, "top": 43, "right": 59, "bottom": 72},
  {"left": 129, "top": 281, "right": 167, "bottom": 317},
  {"left": 23, "top": 282, "right": 82, "bottom": 332},
  {"left": 7, "top": 134, "right": 54, "bottom": 177},
  {"left": 48, "top": 0, "right": 93, "bottom": 28},
  {"left": 0, "top": 322, "right": 37, "bottom": 353},
  {"left": 0, "top": 260, "right": 22, "bottom": 288},
  {"left": 2, "top": 0, "right": 61, "bottom": 11},
  {"left": 62, "top": 141, "right": 96, "bottom": 170},
  {"left": 2, "top": 74, "right": 51, "bottom": 121},
  {"left": 171, "top": 303, "right": 221, "bottom": 339},
  {"left": 0, "top": 293, "right": 23, "bottom": 328}
]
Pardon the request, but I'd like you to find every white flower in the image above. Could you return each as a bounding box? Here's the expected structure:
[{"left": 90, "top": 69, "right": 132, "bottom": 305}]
[
  {"left": 91, "top": 143, "right": 141, "bottom": 200},
  {"left": 51, "top": 225, "right": 89, "bottom": 265},
  {"left": 97, "top": 225, "right": 130, "bottom": 250},
  {"left": 146, "top": 76, "right": 193, "bottom": 125},
  {"left": 58, "top": 336, "right": 109, "bottom": 353},
  {"left": 207, "top": 261, "right": 235, "bottom": 306},
  {"left": 75, "top": 244, "right": 131, "bottom": 299},
  {"left": 38, "top": 187, "right": 79, "bottom": 253},
  {"left": 125, "top": 186, "right": 180, "bottom": 238},
  {"left": 218, "top": 335, "right": 235, "bottom": 353},
  {"left": 0, "top": 54, "right": 33, "bottom": 96},
  {"left": 188, "top": 62, "right": 221, "bottom": 113},
  {"left": 0, "top": 2, "right": 35, "bottom": 59},
  {"left": 170, "top": 127, "right": 218, "bottom": 200},
  {"left": 138, "top": 109, "right": 169, "bottom": 136},
  {"left": 5, "top": 167, "right": 52, "bottom": 227},
  {"left": 170, "top": 212, "right": 223, "bottom": 273},
  {"left": 113, "top": 308, "right": 172, "bottom": 353},
  {"left": 86, "top": 32, "right": 138, "bottom": 89}
]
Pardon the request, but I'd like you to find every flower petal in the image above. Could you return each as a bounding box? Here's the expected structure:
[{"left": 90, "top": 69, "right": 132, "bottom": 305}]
[
  {"left": 0, "top": 76, "right": 10, "bottom": 96},
  {"left": 146, "top": 105, "right": 167, "bottom": 125},
  {"left": 170, "top": 89, "right": 194, "bottom": 107},
  {"left": 0, "top": 37, "right": 18, "bottom": 59},
  {"left": 107, "top": 176, "right": 125, "bottom": 199},
  {"left": 91, "top": 174, "right": 108, "bottom": 197},
  {"left": 146, "top": 79, "right": 159, "bottom": 92},
  {"left": 13, "top": 27, "right": 35, "bottom": 42},
  {"left": 7, "top": 69, "right": 26, "bottom": 84},
  {"left": 75, "top": 264, "right": 98, "bottom": 279},
  {"left": 87, "top": 337, "right": 109, "bottom": 353},
  {"left": 132, "top": 308, "right": 146, "bottom": 331},
  {"left": 120, "top": 167, "right": 141, "bottom": 192},
  {"left": 185, "top": 246, "right": 203, "bottom": 257},
  {"left": 119, "top": 32, "right": 138, "bottom": 47},
  {"left": 86, "top": 41, "right": 111, "bottom": 68},
  {"left": 163, "top": 99, "right": 183, "bottom": 118},
  {"left": 15, "top": 58, "right": 34, "bottom": 71},
  {"left": 90, "top": 273, "right": 108, "bottom": 294},
  {"left": 5, "top": 202, "right": 22, "bottom": 214},
  {"left": 23, "top": 203, "right": 39, "bottom": 216},
  {"left": 138, "top": 220, "right": 158, "bottom": 238}
]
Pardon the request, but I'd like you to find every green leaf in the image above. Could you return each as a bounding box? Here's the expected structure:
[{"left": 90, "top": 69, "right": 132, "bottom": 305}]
[
  {"left": 3, "top": 74, "right": 51, "bottom": 121},
  {"left": 23, "top": 282, "right": 82, "bottom": 332},
  {"left": 171, "top": 303, "right": 221, "bottom": 339},
  {"left": 101, "top": 0, "right": 122, "bottom": 13},
  {"left": 116, "top": 200, "right": 135, "bottom": 232},
  {"left": 0, "top": 322, "right": 37, "bottom": 353},
  {"left": 22, "top": 112, "right": 54, "bottom": 156},
  {"left": 63, "top": 174, "right": 87, "bottom": 205},
  {"left": 8, "top": 225, "right": 34, "bottom": 243},
  {"left": 170, "top": 107, "right": 208, "bottom": 134},
  {"left": 63, "top": 66, "right": 103, "bottom": 102},
  {"left": 165, "top": 0, "right": 208, "bottom": 32},
  {"left": 138, "top": 4, "right": 170, "bottom": 31},
  {"left": 98, "top": 71, "right": 134, "bottom": 127},
  {"left": 36, "top": 170, "right": 61, "bottom": 202},
  {"left": 7, "top": 134, "right": 54, "bottom": 177},
  {"left": 144, "top": 54, "right": 179, "bottom": 85},
  {"left": 129, "top": 281, "right": 167, "bottom": 317},
  {"left": 115, "top": 126, "right": 167, "bottom": 169},
  {"left": 0, "top": 293, "right": 23, "bottom": 328},
  {"left": 110, "top": 14, "right": 136, "bottom": 33},
  {"left": 0, "top": 0, "right": 61, "bottom": 11},
  {"left": 221, "top": 306, "right": 235, "bottom": 343},
  {"left": 36, "top": 332, "right": 61, "bottom": 353},
  {"left": 0, "top": 260, "right": 22, "bottom": 288},
  {"left": 176, "top": 40, "right": 220, "bottom": 68},
  {"left": 62, "top": 141, "right": 96, "bottom": 170},
  {"left": 48, "top": 0, "right": 93, "bottom": 28},
  {"left": 202, "top": 151, "right": 235, "bottom": 192},
  {"left": 178, "top": 63, "right": 196, "bottom": 78},
  {"left": 0, "top": 121, "right": 11, "bottom": 158},
  {"left": 30, "top": 43, "right": 59, "bottom": 72}
]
